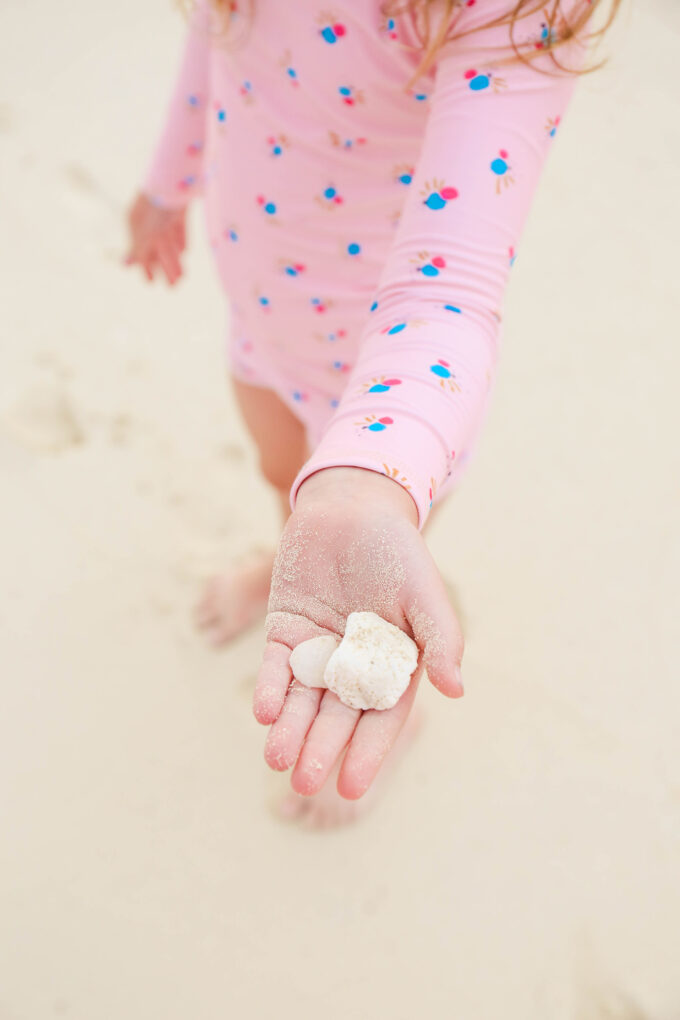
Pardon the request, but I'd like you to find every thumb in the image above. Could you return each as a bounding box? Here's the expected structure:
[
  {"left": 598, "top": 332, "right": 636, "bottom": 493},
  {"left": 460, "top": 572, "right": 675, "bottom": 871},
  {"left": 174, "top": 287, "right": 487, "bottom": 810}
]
[{"left": 407, "top": 568, "right": 465, "bottom": 699}]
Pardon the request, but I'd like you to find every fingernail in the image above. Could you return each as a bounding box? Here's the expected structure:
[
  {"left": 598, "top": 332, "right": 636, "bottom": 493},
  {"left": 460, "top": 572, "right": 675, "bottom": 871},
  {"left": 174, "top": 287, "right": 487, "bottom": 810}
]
[{"left": 453, "top": 665, "right": 464, "bottom": 694}]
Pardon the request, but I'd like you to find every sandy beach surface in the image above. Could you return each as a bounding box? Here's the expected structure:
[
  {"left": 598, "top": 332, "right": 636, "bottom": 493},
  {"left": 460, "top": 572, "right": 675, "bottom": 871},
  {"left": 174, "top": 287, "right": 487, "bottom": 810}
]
[{"left": 1, "top": 1, "right": 679, "bottom": 1017}]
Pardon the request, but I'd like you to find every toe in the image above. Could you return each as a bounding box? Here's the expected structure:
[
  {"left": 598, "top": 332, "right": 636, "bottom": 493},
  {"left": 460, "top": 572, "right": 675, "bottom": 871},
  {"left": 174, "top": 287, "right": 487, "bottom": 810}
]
[
  {"left": 194, "top": 578, "right": 221, "bottom": 627},
  {"left": 303, "top": 789, "right": 362, "bottom": 830},
  {"left": 275, "top": 792, "right": 310, "bottom": 822},
  {"left": 195, "top": 602, "right": 217, "bottom": 628},
  {"left": 207, "top": 622, "right": 235, "bottom": 647}
]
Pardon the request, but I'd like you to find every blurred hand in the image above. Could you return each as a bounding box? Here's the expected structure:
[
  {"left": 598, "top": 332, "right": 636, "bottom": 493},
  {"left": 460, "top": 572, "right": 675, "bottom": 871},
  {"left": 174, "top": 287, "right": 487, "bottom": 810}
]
[
  {"left": 253, "top": 467, "right": 465, "bottom": 801},
  {"left": 124, "top": 192, "right": 187, "bottom": 285}
]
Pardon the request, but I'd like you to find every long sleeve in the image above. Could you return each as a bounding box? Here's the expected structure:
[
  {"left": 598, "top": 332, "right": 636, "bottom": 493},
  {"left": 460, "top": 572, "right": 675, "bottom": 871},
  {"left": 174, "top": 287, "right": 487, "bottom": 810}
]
[
  {"left": 290, "top": 4, "right": 586, "bottom": 528},
  {"left": 142, "top": 0, "right": 211, "bottom": 209}
]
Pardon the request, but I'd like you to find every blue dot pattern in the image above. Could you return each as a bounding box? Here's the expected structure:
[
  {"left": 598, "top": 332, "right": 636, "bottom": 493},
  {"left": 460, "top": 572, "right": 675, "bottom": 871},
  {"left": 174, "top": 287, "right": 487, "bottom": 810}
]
[{"left": 142, "top": 1, "right": 577, "bottom": 527}]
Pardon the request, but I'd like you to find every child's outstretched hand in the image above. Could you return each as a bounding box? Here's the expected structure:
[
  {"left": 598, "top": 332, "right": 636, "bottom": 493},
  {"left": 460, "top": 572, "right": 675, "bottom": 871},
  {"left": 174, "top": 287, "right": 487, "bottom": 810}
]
[
  {"left": 124, "top": 192, "right": 186, "bottom": 285},
  {"left": 253, "top": 467, "right": 465, "bottom": 801}
]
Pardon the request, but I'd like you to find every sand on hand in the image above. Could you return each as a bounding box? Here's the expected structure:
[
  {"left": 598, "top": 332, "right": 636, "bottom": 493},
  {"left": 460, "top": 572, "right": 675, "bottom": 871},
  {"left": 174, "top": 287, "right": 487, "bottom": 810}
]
[{"left": 290, "top": 611, "right": 418, "bottom": 711}]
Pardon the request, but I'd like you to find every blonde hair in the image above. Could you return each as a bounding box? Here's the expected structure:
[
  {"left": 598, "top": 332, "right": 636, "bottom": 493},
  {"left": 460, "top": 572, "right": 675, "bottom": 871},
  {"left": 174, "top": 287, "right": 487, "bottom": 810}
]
[
  {"left": 393, "top": 0, "right": 622, "bottom": 84},
  {"left": 198, "top": 1, "right": 621, "bottom": 88}
]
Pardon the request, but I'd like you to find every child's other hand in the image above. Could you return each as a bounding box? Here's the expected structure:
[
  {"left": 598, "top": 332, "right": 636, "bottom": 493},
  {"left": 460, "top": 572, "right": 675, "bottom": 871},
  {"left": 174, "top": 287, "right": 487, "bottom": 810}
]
[
  {"left": 124, "top": 192, "right": 186, "bottom": 285},
  {"left": 253, "top": 467, "right": 465, "bottom": 801}
]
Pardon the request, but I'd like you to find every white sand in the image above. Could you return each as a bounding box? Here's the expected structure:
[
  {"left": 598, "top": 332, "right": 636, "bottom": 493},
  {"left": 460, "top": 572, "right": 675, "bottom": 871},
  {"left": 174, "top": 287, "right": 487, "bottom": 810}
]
[{"left": 1, "top": 1, "right": 679, "bottom": 1016}]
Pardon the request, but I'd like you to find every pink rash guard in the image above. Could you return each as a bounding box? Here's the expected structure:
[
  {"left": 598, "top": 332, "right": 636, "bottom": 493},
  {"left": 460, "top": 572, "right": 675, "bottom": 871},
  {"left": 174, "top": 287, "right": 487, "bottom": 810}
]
[{"left": 144, "top": 0, "right": 585, "bottom": 527}]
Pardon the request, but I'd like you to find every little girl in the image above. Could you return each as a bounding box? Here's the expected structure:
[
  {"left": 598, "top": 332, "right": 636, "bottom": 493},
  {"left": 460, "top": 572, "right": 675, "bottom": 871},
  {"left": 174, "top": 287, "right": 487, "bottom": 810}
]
[{"left": 126, "top": 0, "right": 618, "bottom": 827}]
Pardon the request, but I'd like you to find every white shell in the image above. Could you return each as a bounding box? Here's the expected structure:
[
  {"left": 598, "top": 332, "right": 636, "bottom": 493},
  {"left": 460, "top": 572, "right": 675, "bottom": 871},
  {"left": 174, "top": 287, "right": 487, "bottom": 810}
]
[
  {"left": 324, "top": 612, "right": 418, "bottom": 711},
  {"left": 289, "top": 634, "right": 339, "bottom": 689}
]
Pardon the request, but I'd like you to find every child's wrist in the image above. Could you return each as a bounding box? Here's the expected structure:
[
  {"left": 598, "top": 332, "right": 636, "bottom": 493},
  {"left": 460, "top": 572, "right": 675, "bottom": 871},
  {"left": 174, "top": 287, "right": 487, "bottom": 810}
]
[{"left": 295, "top": 466, "right": 418, "bottom": 526}]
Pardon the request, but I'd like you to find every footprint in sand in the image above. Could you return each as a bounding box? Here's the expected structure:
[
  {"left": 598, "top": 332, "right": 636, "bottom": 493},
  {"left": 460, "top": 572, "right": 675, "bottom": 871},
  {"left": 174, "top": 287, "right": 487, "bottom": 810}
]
[
  {"left": 63, "top": 162, "right": 98, "bottom": 195},
  {"left": 219, "top": 442, "right": 246, "bottom": 462},
  {"left": 33, "top": 349, "right": 74, "bottom": 381},
  {"left": 109, "top": 412, "right": 134, "bottom": 447},
  {"left": 63, "top": 161, "right": 120, "bottom": 217},
  {"left": 61, "top": 162, "right": 122, "bottom": 261},
  {"left": 577, "top": 988, "right": 649, "bottom": 1020},
  {"left": 2, "top": 382, "right": 85, "bottom": 453}
]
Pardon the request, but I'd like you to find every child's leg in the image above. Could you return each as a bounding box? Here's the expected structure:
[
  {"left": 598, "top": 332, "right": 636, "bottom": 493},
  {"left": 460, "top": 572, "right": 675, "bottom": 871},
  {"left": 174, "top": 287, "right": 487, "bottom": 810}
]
[
  {"left": 231, "top": 376, "right": 309, "bottom": 519},
  {"left": 195, "top": 376, "right": 308, "bottom": 645}
]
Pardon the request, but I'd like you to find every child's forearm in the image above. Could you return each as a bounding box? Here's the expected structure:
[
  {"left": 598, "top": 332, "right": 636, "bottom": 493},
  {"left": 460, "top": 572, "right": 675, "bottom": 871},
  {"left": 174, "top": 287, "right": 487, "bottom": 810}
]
[
  {"left": 143, "top": 1, "right": 211, "bottom": 209},
  {"left": 291, "top": 3, "right": 584, "bottom": 528}
]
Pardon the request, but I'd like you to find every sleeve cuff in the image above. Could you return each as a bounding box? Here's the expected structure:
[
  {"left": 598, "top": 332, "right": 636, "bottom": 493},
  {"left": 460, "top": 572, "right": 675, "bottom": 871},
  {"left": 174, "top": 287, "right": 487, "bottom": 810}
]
[
  {"left": 290, "top": 414, "right": 453, "bottom": 530},
  {"left": 142, "top": 175, "right": 200, "bottom": 211}
]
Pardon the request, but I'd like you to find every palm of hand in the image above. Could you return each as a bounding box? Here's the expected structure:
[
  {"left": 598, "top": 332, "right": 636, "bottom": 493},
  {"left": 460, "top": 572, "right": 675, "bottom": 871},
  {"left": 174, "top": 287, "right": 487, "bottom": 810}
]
[{"left": 253, "top": 499, "right": 464, "bottom": 800}]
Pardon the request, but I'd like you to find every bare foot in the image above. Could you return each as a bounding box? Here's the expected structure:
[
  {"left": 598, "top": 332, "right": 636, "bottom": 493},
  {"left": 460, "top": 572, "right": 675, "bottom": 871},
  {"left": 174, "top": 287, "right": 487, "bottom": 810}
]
[
  {"left": 195, "top": 550, "right": 275, "bottom": 645},
  {"left": 270, "top": 704, "right": 424, "bottom": 830}
]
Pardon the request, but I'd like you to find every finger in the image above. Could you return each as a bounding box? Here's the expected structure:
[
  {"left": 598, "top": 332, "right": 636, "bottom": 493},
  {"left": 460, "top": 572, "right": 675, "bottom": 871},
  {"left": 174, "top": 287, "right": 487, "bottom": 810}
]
[
  {"left": 253, "top": 641, "right": 292, "bottom": 725},
  {"left": 156, "top": 242, "right": 182, "bottom": 286},
  {"left": 337, "top": 663, "right": 422, "bottom": 800},
  {"left": 263, "top": 679, "right": 322, "bottom": 772},
  {"left": 408, "top": 571, "right": 465, "bottom": 699},
  {"left": 164, "top": 238, "right": 183, "bottom": 280},
  {"left": 290, "top": 690, "right": 361, "bottom": 796},
  {"left": 124, "top": 239, "right": 147, "bottom": 267},
  {"left": 135, "top": 246, "right": 157, "bottom": 281},
  {"left": 173, "top": 218, "right": 186, "bottom": 252}
]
